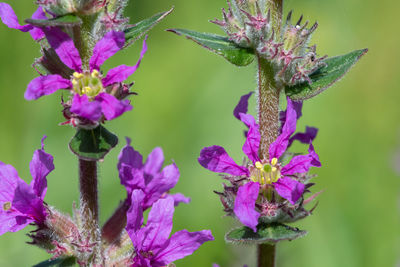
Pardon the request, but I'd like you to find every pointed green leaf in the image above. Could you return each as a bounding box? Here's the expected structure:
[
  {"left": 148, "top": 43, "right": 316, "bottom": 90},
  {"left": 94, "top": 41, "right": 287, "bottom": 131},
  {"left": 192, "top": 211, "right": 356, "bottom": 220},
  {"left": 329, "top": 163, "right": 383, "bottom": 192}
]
[
  {"left": 69, "top": 126, "right": 118, "bottom": 161},
  {"left": 25, "top": 14, "right": 82, "bottom": 27},
  {"left": 225, "top": 223, "right": 307, "bottom": 244},
  {"left": 32, "top": 257, "right": 75, "bottom": 267},
  {"left": 124, "top": 7, "right": 174, "bottom": 47},
  {"left": 285, "top": 48, "right": 368, "bottom": 100},
  {"left": 168, "top": 29, "right": 255, "bottom": 66}
]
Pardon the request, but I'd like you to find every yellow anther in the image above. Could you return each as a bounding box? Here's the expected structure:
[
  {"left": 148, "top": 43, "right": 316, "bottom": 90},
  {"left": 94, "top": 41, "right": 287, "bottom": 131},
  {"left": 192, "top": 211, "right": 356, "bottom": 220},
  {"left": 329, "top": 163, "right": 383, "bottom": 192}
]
[
  {"left": 73, "top": 72, "right": 84, "bottom": 79},
  {"left": 271, "top": 158, "right": 278, "bottom": 166},
  {"left": 91, "top": 70, "right": 100, "bottom": 78},
  {"left": 72, "top": 79, "right": 78, "bottom": 85},
  {"left": 271, "top": 167, "right": 277, "bottom": 173},
  {"left": 255, "top": 161, "right": 263, "bottom": 170},
  {"left": 3, "top": 202, "right": 11, "bottom": 211},
  {"left": 83, "top": 86, "right": 91, "bottom": 94}
]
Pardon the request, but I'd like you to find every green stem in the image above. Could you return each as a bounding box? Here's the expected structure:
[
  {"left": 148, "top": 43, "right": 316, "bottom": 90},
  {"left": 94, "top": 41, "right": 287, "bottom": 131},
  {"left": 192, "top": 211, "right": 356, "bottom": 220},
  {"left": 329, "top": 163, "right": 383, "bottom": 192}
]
[
  {"left": 257, "top": 55, "right": 281, "bottom": 160},
  {"left": 79, "top": 159, "right": 101, "bottom": 264},
  {"left": 258, "top": 243, "right": 276, "bottom": 267}
]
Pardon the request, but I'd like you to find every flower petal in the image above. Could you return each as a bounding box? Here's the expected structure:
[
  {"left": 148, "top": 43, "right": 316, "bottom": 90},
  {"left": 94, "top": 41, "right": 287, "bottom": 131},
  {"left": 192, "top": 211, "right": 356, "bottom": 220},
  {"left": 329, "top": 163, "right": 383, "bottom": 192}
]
[
  {"left": 308, "top": 143, "right": 321, "bottom": 167},
  {"left": 153, "top": 229, "right": 214, "bottom": 265},
  {"left": 139, "top": 197, "right": 174, "bottom": 251},
  {"left": 143, "top": 147, "right": 164, "bottom": 178},
  {"left": 0, "top": 3, "right": 32, "bottom": 32},
  {"left": 279, "top": 100, "right": 303, "bottom": 124},
  {"left": 90, "top": 31, "right": 125, "bottom": 71},
  {"left": 143, "top": 163, "right": 180, "bottom": 209},
  {"left": 118, "top": 137, "right": 143, "bottom": 170},
  {"left": 95, "top": 92, "right": 133, "bottom": 120},
  {"left": 281, "top": 154, "right": 313, "bottom": 175},
  {"left": 118, "top": 138, "right": 145, "bottom": 191},
  {"left": 126, "top": 189, "right": 145, "bottom": 236},
  {"left": 12, "top": 180, "right": 46, "bottom": 224},
  {"left": 170, "top": 193, "right": 191, "bottom": 206},
  {"left": 0, "top": 212, "right": 31, "bottom": 236},
  {"left": 269, "top": 97, "right": 297, "bottom": 159},
  {"left": 233, "top": 92, "right": 253, "bottom": 121},
  {"left": 29, "top": 7, "right": 46, "bottom": 40},
  {"left": 70, "top": 94, "right": 102, "bottom": 121},
  {"left": 43, "top": 27, "right": 82, "bottom": 72},
  {"left": 233, "top": 182, "right": 260, "bottom": 232},
  {"left": 288, "top": 126, "right": 318, "bottom": 147},
  {"left": 198, "top": 146, "right": 249, "bottom": 176},
  {"left": 29, "top": 136, "right": 54, "bottom": 200},
  {"left": 25, "top": 75, "right": 71, "bottom": 100},
  {"left": 273, "top": 177, "right": 305, "bottom": 205},
  {"left": 240, "top": 113, "right": 260, "bottom": 163},
  {"left": 102, "top": 37, "right": 148, "bottom": 86},
  {"left": 0, "top": 162, "right": 21, "bottom": 205}
]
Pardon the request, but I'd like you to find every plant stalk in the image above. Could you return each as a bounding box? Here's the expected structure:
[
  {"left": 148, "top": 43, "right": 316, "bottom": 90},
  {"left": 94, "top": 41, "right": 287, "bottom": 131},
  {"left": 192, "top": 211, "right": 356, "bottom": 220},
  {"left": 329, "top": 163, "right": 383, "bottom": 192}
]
[
  {"left": 257, "top": 243, "right": 276, "bottom": 267},
  {"left": 266, "top": 0, "right": 283, "bottom": 34},
  {"left": 79, "top": 159, "right": 101, "bottom": 263}
]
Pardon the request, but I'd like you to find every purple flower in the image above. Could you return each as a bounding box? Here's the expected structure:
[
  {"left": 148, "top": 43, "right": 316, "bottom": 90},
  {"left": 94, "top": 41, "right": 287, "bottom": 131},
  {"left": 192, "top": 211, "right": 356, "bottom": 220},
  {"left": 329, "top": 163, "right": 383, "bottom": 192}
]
[
  {"left": 24, "top": 29, "right": 147, "bottom": 125},
  {"left": 0, "top": 3, "right": 46, "bottom": 40},
  {"left": 118, "top": 138, "right": 190, "bottom": 210},
  {"left": 198, "top": 94, "right": 320, "bottom": 231},
  {"left": 0, "top": 136, "right": 54, "bottom": 235},
  {"left": 126, "top": 190, "right": 214, "bottom": 267}
]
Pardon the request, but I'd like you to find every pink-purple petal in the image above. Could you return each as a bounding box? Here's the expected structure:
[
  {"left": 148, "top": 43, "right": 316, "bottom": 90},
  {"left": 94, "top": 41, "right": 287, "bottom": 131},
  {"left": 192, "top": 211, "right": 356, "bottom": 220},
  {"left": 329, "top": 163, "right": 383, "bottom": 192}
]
[
  {"left": 239, "top": 113, "right": 260, "bottom": 163},
  {"left": 198, "top": 146, "right": 249, "bottom": 176},
  {"left": 102, "top": 37, "right": 148, "bottom": 86},
  {"left": 140, "top": 197, "right": 174, "bottom": 251},
  {"left": 153, "top": 229, "right": 214, "bottom": 265},
  {"left": 29, "top": 136, "right": 54, "bottom": 200},
  {"left": 233, "top": 92, "right": 253, "bottom": 121},
  {"left": 25, "top": 75, "right": 71, "bottom": 100},
  {"left": 273, "top": 177, "right": 305, "bottom": 205},
  {"left": 126, "top": 189, "right": 145, "bottom": 235},
  {"left": 29, "top": 7, "right": 46, "bottom": 40},
  {"left": 170, "top": 193, "right": 191, "bottom": 206},
  {"left": 43, "top": 27, "right": 82, "bottom": 72},
  {"left": 0, "top": 212, "right": 31, "bottom": 236},
  {"left": 269, "top": 97, "right": 297, "bottom": 159},
  {"left": 95, "top": 92, "right": 132, "bottom": 120},
  {"left": 0, "top": 3, "right": 33, "bottom": 32},
  {"left": 70, "top": 94, "right": 102, "bottom": 121},
  {"left": 143, "top": 147, "right": 164, "bottom": 177},
  {"left": 308, "top": 143, "right": 321, "bottom": 167},
  {"left": 90, "top": 31, "right": 125, "bottom": 71},
  {"left": 288, "top": 126, "right": 318, "bottom": 147},
  {"left": 281, "top": 154, "right": 313, "bottom": 175},
  {"left": 233, "top": 182, "right": 260, "bottom": 232}
]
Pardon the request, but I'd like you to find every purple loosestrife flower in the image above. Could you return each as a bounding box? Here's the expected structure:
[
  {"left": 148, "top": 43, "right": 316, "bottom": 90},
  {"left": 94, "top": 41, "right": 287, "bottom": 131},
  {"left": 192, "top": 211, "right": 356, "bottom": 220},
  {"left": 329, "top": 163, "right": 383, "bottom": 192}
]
[
  {"left": 118, "top": 138, "right": 190, "bottom": 210},
  {"left": 126, "top": 190, "right": 214, "bottom": 267},
  {"left": 24, "top": 29, "right": 147, "bottom": 128},
  {"left": 0, "top": 3, "right": 46, "bottom": 40},
  {"left": 198, "top": 95, "right": 321, "bottom": 231},
  {"left": 0, "top": 137, "right": 54, "bottom": 235}
]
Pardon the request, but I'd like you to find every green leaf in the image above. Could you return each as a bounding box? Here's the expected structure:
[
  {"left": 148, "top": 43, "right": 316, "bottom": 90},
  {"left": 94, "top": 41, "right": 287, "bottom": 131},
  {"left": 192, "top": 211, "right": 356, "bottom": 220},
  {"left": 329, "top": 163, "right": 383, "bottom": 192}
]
[
  {"left": 69, "top": 126, "right": 118, "bottom": 161},
  {"left": 124, "top": 7, "right": 174, "bottom": 47},
  {"left": 286, "top": 48, "right": 368, "bottom": 100},
  {"left": 25, "top": 14, "right": 82, "bottom": 27},
  {"left": 225, "top": 223, "right": 307, "bottom": 244},
  {"left": 32, "top": 257, "right": 75, "bottom": 267},
  {"left": 168, "top": 28, "right": 255, "bottom": 66}
]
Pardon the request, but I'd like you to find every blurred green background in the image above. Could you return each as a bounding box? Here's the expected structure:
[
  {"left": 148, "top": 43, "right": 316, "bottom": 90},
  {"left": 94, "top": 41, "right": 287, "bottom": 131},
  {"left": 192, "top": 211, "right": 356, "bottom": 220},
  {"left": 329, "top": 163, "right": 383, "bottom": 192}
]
[{"left": 0, "top": 0, "right": 399, "bottom": 266}]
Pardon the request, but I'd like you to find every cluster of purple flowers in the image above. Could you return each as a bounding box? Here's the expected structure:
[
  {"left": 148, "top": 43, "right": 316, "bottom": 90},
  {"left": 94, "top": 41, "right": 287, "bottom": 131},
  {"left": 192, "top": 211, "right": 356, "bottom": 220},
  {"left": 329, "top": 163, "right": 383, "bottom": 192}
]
[
  {"left": 199, "top": 93, "right": 321, "bottom": 231},
  {"left": 0, "top": 2, "right": 213, "bottom": 266}
]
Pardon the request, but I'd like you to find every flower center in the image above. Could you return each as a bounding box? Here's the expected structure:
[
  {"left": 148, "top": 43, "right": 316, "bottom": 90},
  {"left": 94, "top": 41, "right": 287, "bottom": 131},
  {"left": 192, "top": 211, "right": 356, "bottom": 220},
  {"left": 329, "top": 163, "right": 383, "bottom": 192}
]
[
  {"left": 250, "top": 158, "right": 281, "bottom": 185},
  {"left": 72, "top": 70, "right": 103, "bottom": 98},
  {"left": 3, "top": 201, "right": 11, "bottom": 211}
]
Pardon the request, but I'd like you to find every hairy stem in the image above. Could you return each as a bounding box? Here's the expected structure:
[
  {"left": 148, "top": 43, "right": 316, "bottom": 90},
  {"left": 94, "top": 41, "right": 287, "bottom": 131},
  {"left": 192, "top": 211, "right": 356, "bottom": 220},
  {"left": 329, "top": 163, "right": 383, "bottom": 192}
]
[
  {"left": 257, "top": 55, "right": 281, "bottom": 160},
  {"left": 258, "top": 243, "right": 276, "bottom": 267},
  {"left": 266, "top": 0, "right": 283, "bottom": 34},
  {"left": 79, "top": 159, "right": 101, "bottom": 263}
]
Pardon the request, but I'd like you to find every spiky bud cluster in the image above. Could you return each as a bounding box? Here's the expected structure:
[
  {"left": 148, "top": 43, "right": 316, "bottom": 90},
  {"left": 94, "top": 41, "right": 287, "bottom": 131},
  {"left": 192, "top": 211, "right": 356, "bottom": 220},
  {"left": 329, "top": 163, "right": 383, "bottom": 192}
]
[{"left": 211, "top": 0, "right": 327, "bottom": 87}]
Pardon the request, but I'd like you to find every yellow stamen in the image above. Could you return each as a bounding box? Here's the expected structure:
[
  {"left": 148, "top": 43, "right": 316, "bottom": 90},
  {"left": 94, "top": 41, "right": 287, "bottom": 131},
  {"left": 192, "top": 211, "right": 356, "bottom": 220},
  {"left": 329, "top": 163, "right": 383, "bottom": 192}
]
[
  {"left": 272, "top": 167, "right": 277, "bottom": 172},
  {"left": 83, "top": 86, "right": 91, "bottom": 94},
  {"left": 91, "top": 69, "right": 100, "bottom": 78},
  {"left": 3, "top": 202, "right": 11, "bottom": 211},
  {"left": 271, "top": 158, "right": 278, "bottom": 166},
  {"left": 73, "top": 72, "right": 84, "bottom": 79},
  {"left": 255, "top": 161, "right": 263, "bottom": 170}
]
